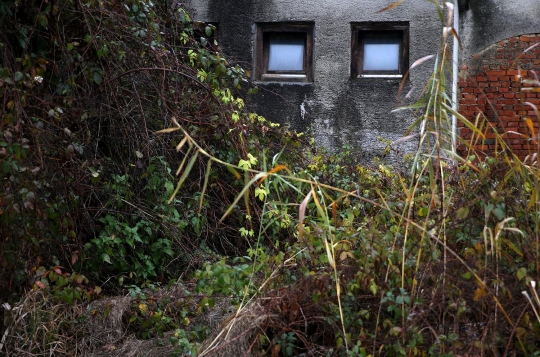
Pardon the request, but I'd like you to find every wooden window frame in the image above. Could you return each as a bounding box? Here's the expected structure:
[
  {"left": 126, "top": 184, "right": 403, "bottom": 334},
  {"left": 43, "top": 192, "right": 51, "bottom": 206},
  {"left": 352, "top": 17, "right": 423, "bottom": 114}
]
[
  {"left": 351, "top": 22, "right": 409, "bottom": 79},
  {"left": 255, "top": 22, "right": 314, "bottom": 82}
]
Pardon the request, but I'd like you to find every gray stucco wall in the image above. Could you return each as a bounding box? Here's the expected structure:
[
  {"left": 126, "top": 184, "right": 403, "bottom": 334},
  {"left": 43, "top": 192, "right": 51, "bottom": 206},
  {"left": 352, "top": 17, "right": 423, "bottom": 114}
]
[
  {"left": 184, "top": 1, "right": 444, "bottom": 163},
  {"left": 460, "top": 0, "right": 540, "bottom": 59}
]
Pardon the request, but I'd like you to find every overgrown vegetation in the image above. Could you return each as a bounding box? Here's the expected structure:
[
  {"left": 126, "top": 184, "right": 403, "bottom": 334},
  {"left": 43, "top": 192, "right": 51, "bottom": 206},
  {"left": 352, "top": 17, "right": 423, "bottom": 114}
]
[{"left": 2, "top": 0, "right": 540, "bottom": 356}]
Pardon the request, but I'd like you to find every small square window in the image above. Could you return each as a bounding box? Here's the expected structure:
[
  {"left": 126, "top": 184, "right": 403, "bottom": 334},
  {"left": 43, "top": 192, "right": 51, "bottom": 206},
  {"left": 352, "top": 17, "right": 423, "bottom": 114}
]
[
  {"left": 351, "top": 22, "right": 409, "bottom": 79},
  {"left": 255, "top": 22, "right": 314, "bottom": 82}
]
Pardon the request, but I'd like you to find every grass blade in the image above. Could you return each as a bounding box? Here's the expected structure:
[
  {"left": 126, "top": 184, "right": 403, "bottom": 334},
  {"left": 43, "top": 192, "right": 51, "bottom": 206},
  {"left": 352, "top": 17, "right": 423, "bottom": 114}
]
[
  {"left": 298, "top": 190, "right": 313, "bottom": 242},
  {"left": 169, "top": 150, "right": 199, "bottom": 204},
  {"left": 199, "top": 159, "right": 213, "bottom": 213},
  {"left": 219, "top": 172, "right": 268, "bottom": 223}
]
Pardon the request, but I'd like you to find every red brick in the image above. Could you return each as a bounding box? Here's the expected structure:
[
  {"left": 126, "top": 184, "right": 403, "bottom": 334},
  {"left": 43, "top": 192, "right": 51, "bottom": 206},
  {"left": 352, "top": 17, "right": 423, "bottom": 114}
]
[
  {"left": 489, "top": 82, "right": 500, "bottom": 87},
  {"left": 501, "top": 99, "right": 519, "bottom": 105},
  {"left": 521, "top": 36, "right": 532, "bottom": 42},
  {"left": 479, "top": 82, "right": 489, "bottom": 88},
  {"left": 477, "top": 76, "right": 488, "bottom": 82},
  {"left": 486, "top": 70, "right": 506, "bottom": 76}
]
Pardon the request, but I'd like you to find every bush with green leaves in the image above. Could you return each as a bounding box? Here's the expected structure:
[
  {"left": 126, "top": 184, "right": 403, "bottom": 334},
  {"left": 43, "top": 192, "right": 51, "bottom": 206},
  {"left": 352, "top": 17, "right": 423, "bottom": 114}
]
[{"left": 0, "top": 0, "right": 305, "bottom": 304}]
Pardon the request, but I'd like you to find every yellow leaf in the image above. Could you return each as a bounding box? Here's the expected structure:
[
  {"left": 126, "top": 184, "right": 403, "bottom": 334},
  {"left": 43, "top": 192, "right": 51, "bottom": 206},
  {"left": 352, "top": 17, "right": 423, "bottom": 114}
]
[
  {"left": 474, "top": 242, "right": 483, "bottom": 252},
  {"left": 525, "top": 118, "right": 535, "bottom": 138},
  {"left": 258, "top": 164, "right": 290, "bottom": 184},
  {"left": 139, "top": 303, "right": 148, "bottom": 314},
  {"left": 503, "top": 239, "right": 523, "bottom": 257},
  {"left": 473, "top": 287, "right": 486, "bottom": 301},
  {"left": 340, "top": 251, "right": 348, "bottom": 261}
]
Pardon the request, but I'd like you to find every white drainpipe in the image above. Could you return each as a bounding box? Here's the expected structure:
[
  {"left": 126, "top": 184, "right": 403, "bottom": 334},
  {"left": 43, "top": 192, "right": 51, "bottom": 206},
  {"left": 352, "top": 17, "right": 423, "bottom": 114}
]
[{"left": 451, "top": 0, "right": 460, "bottom": 155}]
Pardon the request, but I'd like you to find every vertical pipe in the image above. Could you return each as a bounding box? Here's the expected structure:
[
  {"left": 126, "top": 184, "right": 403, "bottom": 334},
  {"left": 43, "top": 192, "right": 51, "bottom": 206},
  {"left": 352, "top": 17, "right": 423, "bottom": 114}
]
[{"left": 451, "top": 0, "right": 460, "bottom": 155}]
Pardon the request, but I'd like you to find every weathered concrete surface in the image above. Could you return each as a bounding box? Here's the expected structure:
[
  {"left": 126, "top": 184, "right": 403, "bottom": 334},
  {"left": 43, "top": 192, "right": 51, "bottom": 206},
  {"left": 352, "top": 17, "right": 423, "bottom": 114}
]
[
  {"left": 184, "top": 0, "right": 443, "bottom": 163},
  {"left": 460, "top": 0, "right": 540, "bottom": 59}
]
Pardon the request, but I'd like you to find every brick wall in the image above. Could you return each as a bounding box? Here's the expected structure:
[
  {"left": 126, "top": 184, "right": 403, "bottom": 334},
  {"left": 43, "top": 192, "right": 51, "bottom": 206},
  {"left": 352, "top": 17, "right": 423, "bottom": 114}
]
[{"left": 458, "top": 34, "right": 540, "bottom": 160}]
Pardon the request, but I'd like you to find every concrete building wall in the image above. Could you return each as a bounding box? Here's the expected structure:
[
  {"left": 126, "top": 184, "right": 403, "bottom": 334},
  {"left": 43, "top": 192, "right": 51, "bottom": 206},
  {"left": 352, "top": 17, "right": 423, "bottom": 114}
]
[
  {"left": 460, "top": 0, "right": 540, "bottom": 60},
  {"left": 183, "top": 0, "right": 443, "bottom": 163},
  {"left": 184, "top": 0, "right": 540, "bottom": 162}
]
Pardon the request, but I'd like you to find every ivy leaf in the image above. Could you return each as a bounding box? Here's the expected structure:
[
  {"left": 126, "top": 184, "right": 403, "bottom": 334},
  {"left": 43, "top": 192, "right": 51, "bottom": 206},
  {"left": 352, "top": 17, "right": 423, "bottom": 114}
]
[
  {"left": 93, "top": 72, "right": 102, "bottom": 84},
  {"left": 254, "top": 187, "right": 267, "bottom": 201},
  {"left": 493, "top": 207, "right": 505, "bottom": 220},
  {"left": 238, "top": 159, "right": 251, "bottom": 170},
  {"left": 369, "top": 280, "right": 378, "bottom": 295},
  {"left": 456, "top": 207, "right": 469, "bottom": 219},
  {"left": 102, "top": 253, "right": 111, "bottom": 264},
  {"left": 247, "top": 153, "right": 257, "bottom": 166}
]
